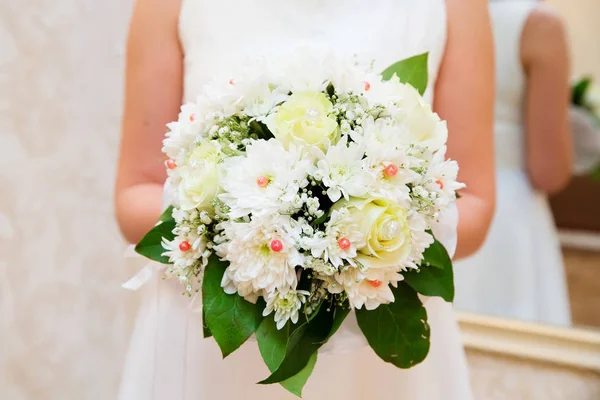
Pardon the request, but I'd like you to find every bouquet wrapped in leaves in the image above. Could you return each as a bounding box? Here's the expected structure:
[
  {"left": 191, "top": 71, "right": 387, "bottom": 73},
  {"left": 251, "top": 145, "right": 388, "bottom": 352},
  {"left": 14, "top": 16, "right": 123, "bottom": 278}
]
[{"left": 136, "top": 50, "right": 463, "bottom": 396}]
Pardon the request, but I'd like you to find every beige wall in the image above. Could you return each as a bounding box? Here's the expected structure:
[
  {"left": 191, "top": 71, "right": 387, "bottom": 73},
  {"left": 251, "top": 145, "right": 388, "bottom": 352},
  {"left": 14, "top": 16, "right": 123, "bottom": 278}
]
[
  {"left": 467, "top": 350, "right": 600, "bottom": 400},
  {"left": 0, "top": 1, "right": 137, "bottom": 399},
  {"left": 547, "top": 0, "right": 600, "bottom": 79},
  {"left": 0, "top": 1, "right": 598, "bottom": 399}
]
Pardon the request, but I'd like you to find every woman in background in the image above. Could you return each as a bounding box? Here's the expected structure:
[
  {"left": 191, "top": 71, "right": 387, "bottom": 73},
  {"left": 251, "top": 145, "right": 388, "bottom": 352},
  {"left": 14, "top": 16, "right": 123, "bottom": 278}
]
[{"left": 454, "top": 0, "right": 573, "bottom": 326}]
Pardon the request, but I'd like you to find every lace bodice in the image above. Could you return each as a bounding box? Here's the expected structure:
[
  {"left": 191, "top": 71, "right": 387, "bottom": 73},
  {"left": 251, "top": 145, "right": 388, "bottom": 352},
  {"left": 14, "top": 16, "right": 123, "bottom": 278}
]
[{"left": 179, "top": 0, "right": 447, "bottom": 105}]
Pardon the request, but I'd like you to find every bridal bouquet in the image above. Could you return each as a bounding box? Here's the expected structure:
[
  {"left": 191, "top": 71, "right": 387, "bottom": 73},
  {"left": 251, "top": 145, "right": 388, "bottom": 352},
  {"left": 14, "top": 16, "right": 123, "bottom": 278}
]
[
  {"left": 136, "top": 51, "right": 463, "bottom": 396},
  {"left": 571, "top": 77, "right": 600, "bottom": 179}
]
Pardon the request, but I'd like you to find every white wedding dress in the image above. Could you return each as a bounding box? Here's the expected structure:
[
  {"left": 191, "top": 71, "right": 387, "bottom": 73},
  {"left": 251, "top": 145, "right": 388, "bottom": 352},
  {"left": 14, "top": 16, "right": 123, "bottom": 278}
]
[
  {"left": 453, "top": 1, "right": 572, "bottom": 326},
  {"left": 118, "top": 1, "right": 474, "bottom": 399}
]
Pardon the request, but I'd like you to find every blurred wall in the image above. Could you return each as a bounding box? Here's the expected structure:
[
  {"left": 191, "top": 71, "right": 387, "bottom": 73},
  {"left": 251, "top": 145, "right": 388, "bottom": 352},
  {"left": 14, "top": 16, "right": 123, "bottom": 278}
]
[
  {"left": 0, "top": 1, "right": 136, "bottom": 399},
  {"left": 547, "top": 0, "right": 600, "bottom": 79}
]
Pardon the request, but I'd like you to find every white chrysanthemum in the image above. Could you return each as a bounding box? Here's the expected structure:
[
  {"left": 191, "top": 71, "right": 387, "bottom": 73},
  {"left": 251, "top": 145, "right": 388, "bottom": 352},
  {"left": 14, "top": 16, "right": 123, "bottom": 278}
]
[
  {"left": 326, "top": 264, "right": 403, "bottom": 310},
  {"left": 162, "top": 230, "right": 210, "bottom": 290},
  {"left": 423, "top": 146, "right": 465, "bottom": 207},
  {"left": 162, "top": 103, "right": 217, "bottom": 161},
  {"left": 178, "top": 103, "right": 209, "bottom": 137},
  {"left": 361, "top": 74, "right": 418, "bottom": 109},
  {"left": 311, "top": 136, "right": 373, "bottom": 202},
  {"left": 162, "top": 208, "right": 211, "bottom": 276},
  {"left": 219, "top": 139, "right": 313, "bottom": 219},
  {"left": 162, "top": 122, "right": 187, "bottom": 162},
  {"left": 162, "top": 236, "right": 201, "bottom": 272},
  {"left": 402, "top": 212, "right": 435, "bottom": 270},
  {"left": 243, "top": 85, "right": 289, "bottom": 120},
  {"left": 358, "top": 118, "right": 422, "bottom": 205},
  {"left": 302, "top": 208, "right": 365, "bottom": 270},
  {"left": 263, "top": 289, "right": 309, "bottom": 329},
  {"left": 327, "top": 59, "right": 378, "bottom": 96},
  {"left": 202, "top": 59, "right": 290, "bottom": 120},
  {"left": 267, "top": 47, "right": 335, "bottom": 93},
  {"left": 196, "top": 60, "right": 275, "bottom": 117},
  {"left": 216, "top": 214, "right": 303, "bottom": 302}
]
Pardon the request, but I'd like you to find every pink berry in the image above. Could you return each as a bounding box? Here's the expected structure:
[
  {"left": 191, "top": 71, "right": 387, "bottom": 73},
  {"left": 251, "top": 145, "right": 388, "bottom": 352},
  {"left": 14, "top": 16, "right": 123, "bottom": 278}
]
[
  {"left": 270, "top": 239, "right": 283, "bottom": 252},
  {"left": 384, "top": 164, "right": 398, "bottom": 177},
  {"left": 256, "top": 175, "right": 269, "bottom": 188},
  {"left": 368, "top": 280, "right": 382, "bottom": 288},
  {"left": 228, "top": 78, "right": 235, "bottom": 85},
  {"left": 165, "top": 159, "right": 177, "bottom": 170},
  {"left": 338, "top": 237, "right": 351, "bottom": 250},
  {"left": 189, "top": 113, "right": 196, "bottom": 122},
  {"left": 364, "top": 81, "right": 371, "bottom": 91},
  {"left": 179, "top": 241, "right": 191, "bottom": 252}
]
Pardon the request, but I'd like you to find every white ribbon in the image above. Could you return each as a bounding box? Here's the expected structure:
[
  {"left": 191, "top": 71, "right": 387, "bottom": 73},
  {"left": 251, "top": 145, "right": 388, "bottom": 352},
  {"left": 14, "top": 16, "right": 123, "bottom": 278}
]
[
  {"left": 122, "top": 245, "right": 204, "bottom": 312},
  {"left": 122, "top": 264, "right": 157, "bottom": 291},
  {"left": 122, "top": 245, "right": 164, "bottom": 291}
]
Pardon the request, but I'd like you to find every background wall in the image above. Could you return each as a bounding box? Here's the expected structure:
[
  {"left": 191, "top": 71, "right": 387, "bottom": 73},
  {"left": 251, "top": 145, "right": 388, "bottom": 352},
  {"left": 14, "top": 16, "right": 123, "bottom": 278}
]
[
  {"left": 0, "top": 1, "right": 598, "bottom": 399},
  {"left": 0, "top": 1, "right": 136, "bottom": 399},
  {"left": 468, "top": 351, "right": 600, "bottom": 400},
  {"left": 548, "top": 0, "right": 600, "bottom": 79}
]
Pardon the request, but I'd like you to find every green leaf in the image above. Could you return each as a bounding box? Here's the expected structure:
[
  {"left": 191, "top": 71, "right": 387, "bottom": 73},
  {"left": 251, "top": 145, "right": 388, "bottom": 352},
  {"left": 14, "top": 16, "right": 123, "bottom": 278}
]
[
  {"left": 249, "top": 120, "right": 273, "bottom": 140},
  {"left": 202, "top": 309, "right": 212, "bottom": 338},
  {"left": 356, "top": 283, "right": 430, "bottom": 369},
  {"left": 326, "top": 82, "right": 335, "bottom": 98},
  {"left": 572, "top": 77, "right": 592, "bottom": 106},
  {"left": 259, "top": 304, "right": 335, "bottom": 385},
  {"left": 312, "top": 212, "right": 328, "bottom": 226},
  {"left": 381, "top": 53, "right": 429, "bottom": 95},
  {"left": 256, "top": 317, "right": 317, "bottom": 397},
  {"left": 282, "top": 352, "right": 317, "bottom": 397},
  {"left": 158, "top": 205, "right": 174, "bottom": 222},
  {"left": 403, "top": 239, "right": 455, "bottom": 302},
  {"left": 202, "top": 255, "right": 264, "bottom": 358},
  {"left": 325, "top": 303, "right": 351, "bottom": 341},
  {"left": 134, "top": 219, "right": 176, "bottom": 264}
]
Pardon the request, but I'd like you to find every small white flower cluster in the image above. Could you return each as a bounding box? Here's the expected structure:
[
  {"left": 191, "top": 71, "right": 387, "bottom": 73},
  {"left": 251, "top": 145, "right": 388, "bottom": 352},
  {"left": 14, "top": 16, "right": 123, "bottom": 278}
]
[
  {"left": 161, "top": 208, "right": 212, "bottom": 292},
  {"left": 159, "top": 50, "right": 464, "bottom": 329}
]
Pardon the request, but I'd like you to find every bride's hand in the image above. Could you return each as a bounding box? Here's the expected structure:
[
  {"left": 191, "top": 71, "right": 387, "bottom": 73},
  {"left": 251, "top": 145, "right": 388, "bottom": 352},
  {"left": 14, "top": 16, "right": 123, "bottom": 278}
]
[
  {"left": 435, "top": 0, "right": 496, "bottom": 259},
  {"left": 115, "top": 0, "right": 183, "bottom": 243}
]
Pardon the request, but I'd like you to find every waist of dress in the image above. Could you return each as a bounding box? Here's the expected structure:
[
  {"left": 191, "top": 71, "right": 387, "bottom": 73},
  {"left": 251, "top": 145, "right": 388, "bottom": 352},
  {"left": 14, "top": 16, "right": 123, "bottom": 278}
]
[{"left": 494, "top": 125, "right": 526, "bottom": 170}]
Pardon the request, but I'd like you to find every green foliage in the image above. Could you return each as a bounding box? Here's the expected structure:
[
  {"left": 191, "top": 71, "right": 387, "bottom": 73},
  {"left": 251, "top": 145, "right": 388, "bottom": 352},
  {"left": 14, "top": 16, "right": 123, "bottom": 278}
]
[
  {"left": 403, "top": 239, "right": 454, "bottom": 302},
  {"left": 134, "top": 207, "right": 176, "bottom": 264},
  {"left": 572, "top": 77, "right": 592, "bottom": 107},
  {"left": 381, "top": 53, "right": 429, "bottom": 95},
  {"left": 202, "top": 255, "right": 264, "bottom": 358},
  {"left": 356, "top": 283, "right": 430, "bottom": 369},
  {"left": 256, "top": 316, "right": 318, "bottom": 397}
]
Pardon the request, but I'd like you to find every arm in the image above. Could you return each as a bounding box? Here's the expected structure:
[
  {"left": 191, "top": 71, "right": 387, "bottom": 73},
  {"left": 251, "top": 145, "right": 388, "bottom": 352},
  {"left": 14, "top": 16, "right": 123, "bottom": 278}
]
[
  {"left": 522, "top": 5, "right": 573, "bottom": 194},
  {"left": 115, "top": 0, "right": 183, "bottom": 243},
  {"left": 435, "top": 0, "right": 496, "bottom": 259}
]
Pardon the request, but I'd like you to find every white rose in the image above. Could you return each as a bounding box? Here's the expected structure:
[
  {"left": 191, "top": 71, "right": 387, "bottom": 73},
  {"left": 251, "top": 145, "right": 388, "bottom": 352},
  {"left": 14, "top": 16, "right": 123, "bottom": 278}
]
[
  {"left": 178, "top": 142, "right": 221, "bottom": 211},
  {"left": 266, "top": 92, "right": 338, "bottom": 150},
  {"left": 394, "top": 84, "right": 448, "bottom": 152},
  {"left": 335, "top": 197, "right": 412, "bottom": 268}
]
